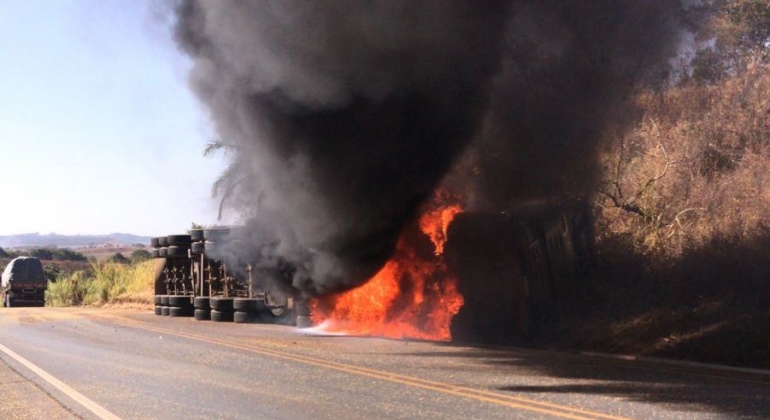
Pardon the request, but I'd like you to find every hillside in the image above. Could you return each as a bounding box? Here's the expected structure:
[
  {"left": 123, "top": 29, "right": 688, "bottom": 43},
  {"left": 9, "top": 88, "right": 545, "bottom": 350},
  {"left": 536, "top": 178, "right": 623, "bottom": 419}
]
[{"left": 0, "top": 233, "right": 152, "bottom": 249}]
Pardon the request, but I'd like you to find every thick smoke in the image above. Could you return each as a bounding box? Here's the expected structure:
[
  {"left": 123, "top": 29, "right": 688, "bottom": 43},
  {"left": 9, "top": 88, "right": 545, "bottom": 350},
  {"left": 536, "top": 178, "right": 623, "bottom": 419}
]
[{"left": 173, "top": 0, "right": 682, "bottom": 297}]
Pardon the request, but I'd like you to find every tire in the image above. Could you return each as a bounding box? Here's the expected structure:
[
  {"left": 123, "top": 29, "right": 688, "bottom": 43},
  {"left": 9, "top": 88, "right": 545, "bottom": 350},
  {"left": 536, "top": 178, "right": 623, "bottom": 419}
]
[
  {"left": 193, "top": 297, "right": 210, "bottom": 309},
  {"left": 190, "top": 229, "right": 204, "bottom": 242},
  {"left": 194, "top": 309, "right": 211, "bottom": 321},
  {"left": 169, "top": 306, "right": 193, "bottom": 317},
  {"left": 210, "top": 297, "right": 234, "bottom": 311},
  {"left": 210, "top": 309, "right": 234, "bottom": 322},
  {"left": 159, "top": 295, "right": 169, "bottom": 306},
  {"left": 167, "top": 235, "right": 192, "bottom": 246},
  {"left": 150, "top": 237, "right": 160, "bottom": 248},
  {"left": 166, "top": 246, "right": 189, "bottom": 258},
  {"left": 159, "top": 247, "right": 168, "bottom": 258},
  {"left": 168, "top": 295, "right": 193, "bottom": 307},
  {"left": 203, "top": 227, "right": 230, "bottom": 242},
  {"left": 294, "top": 300, "right": 311, "bottom": 317},
  {"left": 153, "top": 295, "right": 162, "bottom": 306},
  {"left": 191, "top": 242, "right": 205, "bottom": 255},
  {"left": 159, "top": 237, "right": 168, "bottom": 247},
  {"left": 233, "top": 298, "right": 258, "bottom": 312},
  {"left": 296, "top": 315, "right": 313, "bottom": 328},
  {"left": 234, "top": 311, "right": 259, "bottom": 324},
  {"left": 161, "top": 306, "right": 170, "bottom": 316},
  {"left": 151, "top": 249, "right": 160, "bottom": 258},
  {"left": 154, "top": 306, "right": 163, "bottom": 316}
]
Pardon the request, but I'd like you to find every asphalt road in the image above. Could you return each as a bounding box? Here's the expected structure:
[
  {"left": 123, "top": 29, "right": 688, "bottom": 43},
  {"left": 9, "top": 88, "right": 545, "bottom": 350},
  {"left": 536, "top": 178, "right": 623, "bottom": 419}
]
[{"left": 0, "top": 308, "right": 767, "bottom": 420}]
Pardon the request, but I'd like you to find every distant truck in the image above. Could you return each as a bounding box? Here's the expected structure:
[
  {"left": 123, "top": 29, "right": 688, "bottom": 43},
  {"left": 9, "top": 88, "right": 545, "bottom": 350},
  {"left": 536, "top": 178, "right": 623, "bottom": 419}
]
[{"left": 1, "top": 257, "right": 48, "bottom": 307}]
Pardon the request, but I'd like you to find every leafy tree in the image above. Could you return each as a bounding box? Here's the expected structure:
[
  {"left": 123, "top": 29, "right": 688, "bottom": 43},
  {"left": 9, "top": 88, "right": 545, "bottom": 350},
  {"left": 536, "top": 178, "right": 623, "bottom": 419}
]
[
  {"left": 44, "top": 264, "right": 61, "bottom": 282},
  {"left": 30, "top": 248, "right": 53, "bottom": 260},
  {"left": 204, "top": 139, "right": 254, "bottom": 220},
  {"left": 108, "top": 253, "right": 130, "bottom": 264},
  {"left": 130, "top": 249, "right": 152, "bottom": 262}
]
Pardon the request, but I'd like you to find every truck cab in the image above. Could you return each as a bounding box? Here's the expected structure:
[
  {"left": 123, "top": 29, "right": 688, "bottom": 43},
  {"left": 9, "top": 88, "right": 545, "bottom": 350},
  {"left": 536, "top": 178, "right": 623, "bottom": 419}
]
[{"left": 1, "top": 257, "right": 48, "bottom": 307}]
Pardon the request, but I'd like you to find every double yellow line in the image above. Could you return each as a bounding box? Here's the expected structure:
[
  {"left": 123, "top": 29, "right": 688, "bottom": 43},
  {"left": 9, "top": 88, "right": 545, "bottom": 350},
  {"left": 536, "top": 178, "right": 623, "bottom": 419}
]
[{"left": 111, "top": 316, "right": 634, "bottom": 420}]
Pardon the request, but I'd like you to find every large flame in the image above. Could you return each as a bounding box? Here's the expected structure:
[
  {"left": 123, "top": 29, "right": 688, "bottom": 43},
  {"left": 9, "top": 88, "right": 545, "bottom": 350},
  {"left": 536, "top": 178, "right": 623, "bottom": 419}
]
[{"left": 310, "top": 192, "right": 464, "bottom": 341}]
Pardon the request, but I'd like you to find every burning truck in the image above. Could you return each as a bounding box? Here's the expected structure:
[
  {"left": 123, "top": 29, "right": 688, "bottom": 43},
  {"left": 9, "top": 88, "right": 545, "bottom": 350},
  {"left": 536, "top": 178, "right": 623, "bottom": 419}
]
[{"left": 149, "top": 194, "right": 594, "bottom": 346}]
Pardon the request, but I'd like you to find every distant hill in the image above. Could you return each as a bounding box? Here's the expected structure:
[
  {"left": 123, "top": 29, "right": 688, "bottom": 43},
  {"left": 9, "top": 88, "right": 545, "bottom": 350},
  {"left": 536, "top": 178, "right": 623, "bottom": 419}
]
[{"left": 0, "top": 233, "right": 152, "bottom": 249}]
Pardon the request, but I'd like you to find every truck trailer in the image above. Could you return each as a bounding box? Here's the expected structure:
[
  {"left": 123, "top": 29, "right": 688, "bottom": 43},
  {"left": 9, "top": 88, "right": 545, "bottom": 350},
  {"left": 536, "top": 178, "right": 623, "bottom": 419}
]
[{"left": 1, "top": 256, "right": 48, "bottom": 307}]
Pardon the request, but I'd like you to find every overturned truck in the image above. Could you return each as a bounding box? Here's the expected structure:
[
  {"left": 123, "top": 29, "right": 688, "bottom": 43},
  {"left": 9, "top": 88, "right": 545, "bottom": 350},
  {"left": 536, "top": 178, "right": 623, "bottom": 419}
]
[
  {"left": 150, "top": 227, "right": 311, "bottom": 326},
  {"left": 446, "top": 197, "right": 595, "bottom": 344}
]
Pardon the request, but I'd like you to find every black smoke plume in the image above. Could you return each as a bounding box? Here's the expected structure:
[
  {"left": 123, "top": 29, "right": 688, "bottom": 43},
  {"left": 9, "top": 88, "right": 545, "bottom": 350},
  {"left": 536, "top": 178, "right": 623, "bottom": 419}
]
[{"left": 173, "top": 0, "right": 682, "bottom": 297}]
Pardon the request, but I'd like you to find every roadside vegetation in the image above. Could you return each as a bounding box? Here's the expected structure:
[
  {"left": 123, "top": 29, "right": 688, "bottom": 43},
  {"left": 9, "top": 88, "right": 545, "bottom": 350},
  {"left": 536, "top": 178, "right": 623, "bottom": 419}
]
[
  {"left": 45, "top": 260, "right": 155, "bottom": 308},
  {"left": 539, "top": 1, "right": 770, "bottom": 368}
]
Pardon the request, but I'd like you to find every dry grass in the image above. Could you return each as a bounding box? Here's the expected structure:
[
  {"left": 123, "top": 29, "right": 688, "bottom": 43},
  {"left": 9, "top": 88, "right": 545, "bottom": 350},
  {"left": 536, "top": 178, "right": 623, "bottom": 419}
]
[{"left": 46, "top": 260, "right": 155, "bottom": 308}]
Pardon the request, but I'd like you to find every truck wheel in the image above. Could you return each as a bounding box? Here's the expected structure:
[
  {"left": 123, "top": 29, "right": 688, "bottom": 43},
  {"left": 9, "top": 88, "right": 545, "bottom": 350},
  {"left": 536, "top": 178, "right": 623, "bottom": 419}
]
[
  {"left": 234, "top": 311, "right": 258, "bottom": 324},
  {"left": 191, "top": 242, "right": 205, "bottom": 255},
  {"left": 151, "top": 249, "right": 160, "bottom": 258},
  {"left": 193, "top": 297, "right": 210, "bottom": 309},
  {"left": 159, "top": 237, "right": 168, "bottom": 247},
  {"left": 167, "top": 235, "right": 192, "bottom": 246},
  {"left": 194, "top": 309, "right": 210, "bottom": 321},
  {"left": 159, "top": 295, "right": 169, "bottom": 306},
  {"left": 153, "top": 296, "right": 162, "bottom": 306},
  {"left": 169, "top": 306, "right": 193, "bottom": 317},
  {"left": 154, "top": 306, "right": 163, "bottom": 316},
  {"left": 168, "top": 295, "right": 193, "bottom": 308},
  {"left": 150, "top": 237, "right": 160, "bottom": 248},
  {"left": 210, "top": 297, "right": 234, "bottom": 311},
  {"left": 159, "top": 247, "right": 168, "bottom": 258},
  {"left": 233, "top": 298, "right": 258, "bottom": 312},
  {"left": 210, "top": 309, "right": 233, "bottom": 322},
  {"left": 190, "top": 229, "right": 204, "bottom": 242},
  {"left": 161, "top": 306, "right": 170, "bottom": 316},
  {"left": 166, "top": 246, "right": 189, "bottom": 258}
]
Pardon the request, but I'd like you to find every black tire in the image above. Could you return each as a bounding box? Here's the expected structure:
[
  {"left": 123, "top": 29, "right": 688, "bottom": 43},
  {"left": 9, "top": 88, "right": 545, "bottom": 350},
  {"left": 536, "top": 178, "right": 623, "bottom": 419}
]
[
  {"left": 150, "top": 237, "right": 160, "bottom": 248},
  {"left": 166, "top": 245, "right": 189, "bottom": 258},
  {"left": 234, "top": 311, "right": 259, "bottom": 324},
  {"left": 161, "top": 306, "right": 170, "bottom": 316},
  {"left": 191, "top": 241, "right": 205, "bottom": 255},
  {"left": 295, "top": 315, "right": 313, "bottom": 328},
  {"left": 169, "top": 306, "right": 193, "bottom": 317},
  {"left": 203, "top": 227, "right": 230, "bottom": 242},
  {"left": 153, "top": 295, "right": 162, "bottom": 306},
  {"left": 168, "top": 295, "right": 193, "bottom": 307},
  {"left": 159, "top": 247, "right": 168, "bottom": 258},
  {"left": 193, "top": 297, "right": 210, "bottom": 309},
  {"left": 190, "top": 229, "right": 204, "bottom": 242},
  {"left": 151, "top": 249, "right": 160, "bottom": 258},
  {"left": 294, "top": 300, "right": 311, "bottom": 317},
  {"left": 210, "top": 297, "right": 234, "bottom": 311},
  {"left": 233, "top": 298, "right": 258, "bottom": 312},
  {"left": 211, "top": 309, "right": 234, "bottom": 322},
  {"left": 159, "top": 237, "right": 168, "bottom": 247},
  {"left": 154, "top": 306, "right": 163, "bottom": 316},
  {"left": 167, "top": 235, "right": 192, "bottom": 246},
  {"left": 194, "top": 309, "right": 211, "bottom": 321},
  {"left": 159, "top": 295, "right": 169, "bottom": 306}
]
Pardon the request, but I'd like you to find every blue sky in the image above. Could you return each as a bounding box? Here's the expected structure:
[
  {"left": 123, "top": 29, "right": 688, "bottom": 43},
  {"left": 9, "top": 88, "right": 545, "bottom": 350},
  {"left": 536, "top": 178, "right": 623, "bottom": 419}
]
[{"left": 0, "top": 0, "right": 227, "bottom": 236}]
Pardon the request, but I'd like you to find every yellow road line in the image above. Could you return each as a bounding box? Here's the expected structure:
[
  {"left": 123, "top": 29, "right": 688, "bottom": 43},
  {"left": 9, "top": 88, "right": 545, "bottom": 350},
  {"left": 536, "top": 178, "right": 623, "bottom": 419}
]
[
  {"left": 112, "top": 316, "right": 634, "bottom": 420},
  {"left": 0, "top": 342, "right": 123, "bottom": 420}
]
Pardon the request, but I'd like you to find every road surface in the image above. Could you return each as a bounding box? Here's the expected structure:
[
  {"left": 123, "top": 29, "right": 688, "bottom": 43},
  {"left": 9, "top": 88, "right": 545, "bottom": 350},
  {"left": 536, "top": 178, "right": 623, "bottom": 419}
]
[{"left": 0, "top": 307, "right": 767, "bottom": 420}]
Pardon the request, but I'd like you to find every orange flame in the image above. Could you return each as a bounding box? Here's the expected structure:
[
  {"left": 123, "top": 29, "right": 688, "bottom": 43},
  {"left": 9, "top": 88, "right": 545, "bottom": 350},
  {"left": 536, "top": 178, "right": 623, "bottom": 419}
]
[{"left": 310, "top": 192, "right": 464, "bottom": 341}]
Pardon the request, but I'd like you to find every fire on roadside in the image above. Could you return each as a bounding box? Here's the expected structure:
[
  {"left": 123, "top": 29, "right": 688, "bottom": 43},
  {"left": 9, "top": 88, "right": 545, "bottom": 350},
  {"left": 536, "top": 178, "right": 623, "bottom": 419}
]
[{"left": 309, "top": 191, "right": 464, "bottom": 341}]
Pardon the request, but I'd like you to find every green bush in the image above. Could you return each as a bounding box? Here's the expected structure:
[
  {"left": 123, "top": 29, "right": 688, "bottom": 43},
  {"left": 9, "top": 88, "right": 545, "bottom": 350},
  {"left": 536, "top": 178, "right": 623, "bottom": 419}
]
[{"left": 46, "top": 260, "right": 155, "bottom": 307}]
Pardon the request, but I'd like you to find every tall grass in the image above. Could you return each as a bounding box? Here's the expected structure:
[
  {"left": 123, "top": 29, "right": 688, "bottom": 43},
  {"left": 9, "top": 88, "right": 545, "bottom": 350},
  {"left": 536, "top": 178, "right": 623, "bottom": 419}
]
[{"left": 46, "top": 260, "right": 155, "bottom": 307}]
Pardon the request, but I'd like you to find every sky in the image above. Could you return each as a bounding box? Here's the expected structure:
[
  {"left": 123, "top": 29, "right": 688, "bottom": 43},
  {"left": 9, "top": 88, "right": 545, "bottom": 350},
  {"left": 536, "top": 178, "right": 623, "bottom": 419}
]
[{"left": 0, "top": 0, "right": 228, "bottom": 236}]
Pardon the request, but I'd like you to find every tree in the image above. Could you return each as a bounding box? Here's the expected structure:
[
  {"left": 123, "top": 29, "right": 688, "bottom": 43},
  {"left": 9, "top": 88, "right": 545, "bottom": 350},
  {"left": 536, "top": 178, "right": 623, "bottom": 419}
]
[
  {"left": 108, "top": 253, "right": 130, "bottom": 264},
  {"left": 204, "top": 139, "right": 254, "bottom": 220},
  {"left": 130, "top": 249, "right": 152, "bottom": 263}
]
